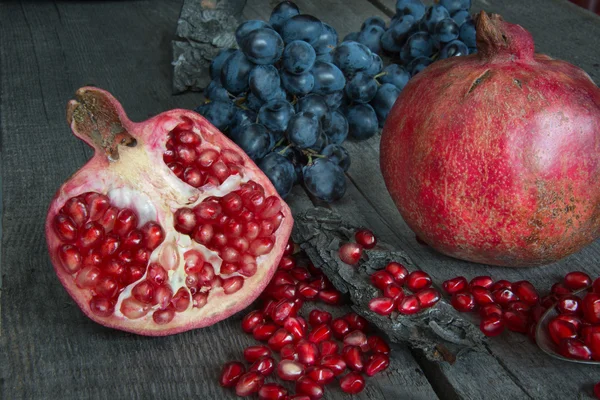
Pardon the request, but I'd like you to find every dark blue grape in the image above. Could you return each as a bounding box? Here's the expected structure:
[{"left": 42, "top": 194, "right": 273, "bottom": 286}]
[
  {"left": 205, "top": 79, "right": 229, "bottom": 102},
  {"left": 321, "top": 144, "right": 351, "bottom": 172},
  {"left": 452, "top": 10, "right": 471, "bottom": 27},
  {"left": 468, "top": 47, "right": 477, "bottom": 55},
  {"left": 257, "top": 152, "right": 296, "bottom": 198},
  {"left": 343, "top": 32, "right": 359, "bottom": 42},
  {"left": 433, "top": 18, "right": 459, "bottom": 46},
  {"left": 323, "top": 110, "right": 348, "bottom": 145},
  {"left": 370, "top": 83, "right": 400, "bottom": 126},
  {"left": 439, "top": 0, "right": 471, "bottom": 14},
  {"left": 313, "top": 23, "right": 338, "bottom": 55},
  {"left": 241, "top": 28, "right": 284, "bottom": 65},
  {"left": 407, "top": 56, "right": 433, "bottom": 76},
  {"left": 357, "top": 25, "right": 385, "bottom": 54},
  {"left": 236, "top": 20, "right": 273, "bottom": 48},
  {"left": 230, "top": 108, "right": 257, "bottom": 135},
  {"left": 395, "top": 0, "right": 426, "bottom": 20},
  {"left": 282, "top": 41, "right": 316, "bottom": 74},
  {"left": 195, "top": 100, "right": 235, "bottom": 132},
  {"left": 459, "top": 20, "right": 476, "bottom": 47},
  {"left": 281, "top": 14, "right": 324, "bottom": 45},
  {"left": 210, "top": 49, "right": 236, "bottom": 81},
  {"left": 308, "top": 131, "right": 329, "bottom": 152},
  {"left": 346, "top": 72, "right": 377, "bottom": 104},
  {"left": 345, "top": 103, "right": 378, "bottom": 140},
  {"left": 281, "top": 71, "right": 314, "bottom": 95},
  {"left": 401, "top": 31, "right": 433, "bottom": 62},
  {"left": 249, "top": 65, "right": 281, "bottom": 101},
  {"left": 272, "top": 87, "right": 289, "bottom": 101},
  {"left": 323, "top": 91, "right": 345, "bottom": 110},
  {"left": 361, "top": 16, "right": 386, "bottom": 30},
  {"left": 246, "top": 92, "right": 265, "bottom": 112},
  {"left": 389, "top": 14, "right": 416, "bottom": 44},
  {"left": 365, "top": 53, "right": 383, "bottom": 76},
  {"left": 439, "top": 39, "right": 469, "bottom": 59},
  {"left": 258, "top": 99, "right": 295, "bottom": 136},
  {"left": 381, "top": 29, "right": 403, "bottom": 53},
  {"left": 315, "top": 52, "right": 334, "bottom": 63},
  {"left": 332, "top": 41, "right": 372, "bottom": 76},
  {"left": 274, "top": 145, "right": 306, "bottom": 184},
  {"left": 286, "top": 111, "right": 320, "bottom": 149},
  {"left": 310, "top": 61, "right": 346, "bottom": 95},
  {"left": 421, "top": 4, "right": 450, "bottom": 32},
  {"left": 378, "top": 64, "right": 410, "bottom": 91},
  {"left": 296, "top": 94, "right": 330, "bottom": 125},
  {"left": 269, "top": 1, "right": 300, "bottom": 32},
  {"left": 302, "top": 158, "right": 346, "bottom": 203},
  {"left": 229, "top": 123, "right": 274, "bottom": 161},
  {"left": 220, "top": 51, "right": 254, "bottom": 95}
]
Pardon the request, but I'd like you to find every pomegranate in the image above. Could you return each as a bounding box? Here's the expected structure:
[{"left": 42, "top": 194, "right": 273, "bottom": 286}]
[
  {"left": 45, "top": 87, "right": 293, "bottom": 335},
  {"left": 381, "top": 12, "right": 600, "bottom": 267}
]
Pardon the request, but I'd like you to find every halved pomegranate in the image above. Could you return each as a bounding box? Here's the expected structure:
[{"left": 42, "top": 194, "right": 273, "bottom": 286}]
[{"left": 45, "top": 87, "right": 293, "bottom": 335}]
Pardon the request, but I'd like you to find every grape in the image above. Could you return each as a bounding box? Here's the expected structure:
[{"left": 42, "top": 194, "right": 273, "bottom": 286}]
[
  {"left": 296, "top": 93, "right": 330, "bottom": 125},
  {"left": 317, "top": 53, "right": 335, "bottom": 64},
  {"left": 421, "top": 5, "right": 450, "bottom": 32},
  {"left": 286, "top": 111, "right": 320, "bottom": 149},
  {"left": 433, "top": 18, "right": 459, "bottom": 46},
  {"left": 282, "top": 41, "right": 316, "bottom": 74},
  {"left": 281, "top": 70, "right": 315, "bottom": 95},
  {"left": 343, "top": 32, "right": 359, "bottom": 42},
  {"left": 258, "top": 152, "right": 296, "bottom": 198},
  {"left": 302, "top": 158, "right": 346, "bottom": 203},
  {"left": 230, "top": 108, "right": 257, "bottom": 135},
  {"left": 365, "top": 53, "right": 383, "bottom": 76},
  {"left": 310, "top": 61, "right": 346, "bottom": 95},
  {"left": 395, "top": 0, "right": 426, "bottom": 20},
  {"left": 439, "top": 0, "right": 471, "bottom": 14},
  {"left": 220, "top": 50, "right": 254, "bottom": 95},
  {"left": 389, "top": 14, "right": 416, "bottom": 43},
  {"left": 333, "top": 41, "right": 372, "bottom": 76},
  {"left": 229, "top": 123, "right": 274, "bottom": 161},
  {"left": 322, "top": 110, "right": 349, "bottom": 145},
  {"left": 209, "top": 49, "right": 236, "bottom": 81},
  {"left": 246, "top": 92, "right": 265, "bottom": 112},
  {"left": 236, "top": 20, "right": 273, "bottom": 47},
  {"left": 269, "top": 1, "right": 300, "bottom": 32},
  {"left": 459, "top": 20, "right": 476, "bottom": 48},
  {"left": 249, "top": 65, "right": 281, "bottom": 101},
  {"left": 205, "top": 79, "right": 229, "bottom": 102},
  {"left": 274, "top": 145, "right": 306, "bottom": 184},
  {"left": 361, "top": 16, "right": 386, "bottom": 30},
  {"left": 439, "top": 39, "right": 469, "bottom": 59},
  {"left": 378, "top": 64, "right": 410, "bottom": 91},
  {"left": 345, "top": 103, "right": 378, "bottom": 140},
  {"left": 370, "top": 83, "right": 401, "bottom": 125},
  {"left": 323, "top": 91, "right": 345, "bottom": 110},
  {"left": 195, "top": 100, "right": 235, "bottom": 132},
  {"left": 407, "top": 56, "right": 433, "bottom": 76},
  {"left": 357, "top": 25, "right": 385, "bottom": 54},
  {"left": 258, "top": 99, "right": 295, "bottom": 137},
  {"left": 308, "top": 132, "right": 329, "bottom": 152},
  {"left": 381, "top": 30, "right": 403, "bottom": 53},
  {"left": 281, "top": 14, "right": 324, "bottom": 45},
  {"left": 401, "top": 32, "right": 433, "bottom": 62},
  {"left": 322, "top": 144, "right": 351, "bottom": 172},
  {"left": 241, "top": 28, "right": 284, "bottom": 65},
  {"left": 451, "top": 10, "right": 471, "bottom": 27},
  {"left": 313, "top": 23, "right": 338, "bottom": 55},
  {"left": 346, "top": 72, "right": 377, "bottom": 104}
]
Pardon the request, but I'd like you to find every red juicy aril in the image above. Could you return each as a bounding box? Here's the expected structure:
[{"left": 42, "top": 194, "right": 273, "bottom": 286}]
[
  {"left": 45, "top": 87, "right": 292, "bottom": 335},
  {"left": 380, "top": 12, "right": 600, "bottom": 267}
]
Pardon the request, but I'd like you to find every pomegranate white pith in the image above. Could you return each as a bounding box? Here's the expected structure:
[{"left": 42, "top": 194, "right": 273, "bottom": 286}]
[{"left": 45, "top": 87, "right": 293, "bottom": 336}]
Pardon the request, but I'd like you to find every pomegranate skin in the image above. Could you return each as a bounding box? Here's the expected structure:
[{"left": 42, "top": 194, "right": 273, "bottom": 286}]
[{"left": 381, "top": 12, "right": 600, "bottom": 267}]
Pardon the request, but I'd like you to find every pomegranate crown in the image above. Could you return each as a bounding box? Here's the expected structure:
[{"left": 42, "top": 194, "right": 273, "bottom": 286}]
[{"left": 474, "top": 11, "right": 535, "bottom": 61}]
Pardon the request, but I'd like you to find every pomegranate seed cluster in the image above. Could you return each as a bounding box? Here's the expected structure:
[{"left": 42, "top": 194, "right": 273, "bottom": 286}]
[
  {"left": 219, "top": 240, "right": 391, "bottom": 398},
  {"left": 338, "top": 228, "right": 377, "bottom": 265}
]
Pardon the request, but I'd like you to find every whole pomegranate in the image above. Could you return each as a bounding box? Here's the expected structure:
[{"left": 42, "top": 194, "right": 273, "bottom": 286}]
[
  {"left": 381, "top": 12, "right": 600, "bottom": 267},
  {"left": 45, "top": 87, "right": 292, "bottom": 335}
]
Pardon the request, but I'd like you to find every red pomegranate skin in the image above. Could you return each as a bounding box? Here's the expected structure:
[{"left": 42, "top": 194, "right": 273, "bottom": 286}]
[{"left": 381, "top": 12, "right": 600, "bottom": 267}]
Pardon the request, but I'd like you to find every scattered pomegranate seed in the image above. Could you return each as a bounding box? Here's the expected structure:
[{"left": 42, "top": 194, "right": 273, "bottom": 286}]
[
  {"left": 280, "top": 344, "right": 298, "bottom": 360},
  {"left": 244, "top": 345, "right": 271, "bottom": 363},
  {"left": 342, "top": 345, "right": 364, "bottom": 371},
  {"left": 564, "top": 271, "right": 592, "bottom": 291},
  {"left": 338, "top": 242, "right": 363, "bottom": 265},
  {"left": 295, "top": 376, "right": 324, "bottom": 400},
  {"left": 397, "top": 295, "right": 422, "bottom": 315},
  {"left": 593, "top": 278, "right": 600, "bottom": 294},
  {"left": 320, "top": 354, "right": 346, "bottom": 376},
  {"left": 331, "top": 318, "right": 351, "bottom": 339},
  {"left": 368, "top": 335, "right": 391, "bottom": 354},
  {"left": 339, "top": 371, "right": 365, "bottom": 394},
  {"left": 383, "top": 283, "right": 405, "bottom": 301},
  {"left": 319, "top": 340, "right": 339, "bottom": 357},
  {"left": 469, "top": 276, "right": 493, "bottom": 289},
  {"left": 491, "top": 280, "right": 512, "bottom": 292},
  {"left": 593, "top": 382, "right": 600, "bottom": 399},
  {"left": 371, "top": 270, "right": 395, "bottom": 290},
  {"left": 512, "top": 280, "right": 539, "bottom": 305},
  {"left": 442, "top": 276, "right": 468, "bottom": 294},
  {"left": 551, "top": 282, "right": 571, "bottom": 297},
  {"left": 503, "top": 310, "right": 529, "bottom": 333},
  {"left": 558, "top": 338, "right": 592, "bottom": 360},
  {"left": 556, "top": 295, "right": 582, "bottom": 316},
  {"left": 385, "top": 262, "right": 409, "bottom": 284},
  {"left": 406, "top": 271, "right": 432, "bottom": 292},
  {"left": 318, "top": 289, "right": 342, "bottom": 305},
  {"left": 308, "top": 323, "right": 332, "bottom": 344},
  {"left": 253, "top": 323, "right": 278, "bottom": 341},
  {"left": 258, "top": 383, "right": 287, "bottom": 400},
  {"left": 451, "top": 292, "right": 476, "bottom": 312},
  {"left": 583, "top": 293, "right": 600, "bottom": 323},
  {"left": 480, "top": 315, "right": 505, "bottom": 337},
  {"left": 284, "top": 317, "right": 305, "bottom": 341},
  {"left": 355, "top": 228, "right": 377, "bottom": 249},
  {"left": 344, "top": 313, "right": 368, "bottom": 331},
  {"left": 369, "top": 297, "right": 395, "bottom": 315},
  {"left": 471, "top": 286, "right": 495, "bottom": 306},
  {"left": 365, "top": 353, "right": 390, "bottom": 376},
  {"left": 277, "top": 359, "right": 305, "bottom": 381},
  {"left": 251, "top": 356, "right": 276, "bottom": 376},
  {"left": 416, "top": 288, "right": 440, "bottom": 308},
  {"left": 219, "top": 361, "right": 245, "bottom": 387},
  {"left": 493, "top": 288, "right": 519, "bottom": 307},
  {"left": 268, "top": 328, "right": 294, "bottom": 351},
  {"left": 548, "top": 317, "right": 579, "bottom": 344},
  {"left": 297, "top": 340, "right": 320, "bottom": 366},
  {"left": 343, "top": 330, "right": 368, "bottom": 348},
  {"left": 235, "top": 371, "right": 264, "bottom": 396}
]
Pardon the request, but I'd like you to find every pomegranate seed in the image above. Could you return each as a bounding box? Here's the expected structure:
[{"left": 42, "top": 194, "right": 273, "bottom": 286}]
[
  {"left": 593, "top": 278, "right": 600, "bottom": 294},
  {"left": 331, "top": 318, "right": 351, "bottom": 339},
  {"left": 309, "top": 310, "right": 332, "bottom": 326},
  {"left": 355, "top": 228, "right": 377, "bottom": 249},
  {"left": 555, "top": 314, "right": 582, "bottom": 332},
  {"left": 171, "top": 288, "right": 190, "bottom": 312},
  {"left": 114, "top": 208, "right": 138, "bottom": 237},
  {"left": 556, "top": 295, "right": 582, "bottom": 316},
  {"left": 249, "top": 237, "right": 275, "bottom": 256},
  {"left": 442, "top": 276, "right": 468, "bottom": 294},
  {"left": 343, "top": 330, "right": 368, "bottom": 348},
  {"left": 278, "top": 256, "right": 295, "bottom": 270},
  {"left": 338, "top": 242, "right": 363, "bottom": 265},
  {"left": 471, "top": 286, "right": 495, "bottom": 306},
  {"left": 586, "top": 332, "right": 600, "bottom": 360},
  {"left": 284, "top": 317, "right": 305, "bottom": 341},
  {"left": 219, "top": 361, "right": 245, "bottom": 387},
  {"left": 370, "top": 270, "right": 395, "bottom": 290},
  {"left": 254, "top": 323, "right": 278, "bottom": 341},
  {"left": 272, "top": 270, "right": 297, "bottom": 286},
  {"left": 78, "top": 221, "right": 106, "bottom": 249},
  {"left": 54, "top": 214, "right": 78, "bottom": 242},
  {"left": 251, "top": 356, "right": 276, "bottom": 376},
  {"left": 152, "top": 307, "right": 175, "bottom": 324},
  {"left": 416, "top": 288, "right": 440, "bottom": 308},
  {"left": 491, "top": 280, "right": 512, "bottom": 292},
  {"left": 319, "top": 340, "right": 339, "bottom": 356},
  {"left": 383, "top": 283, "right": 405, "bottom": 301},
  {"left": 258, "top": 383, "right": 287, "bottom": 400},
  {"left": 368, "top": 336, "right": 390, "bottom": 354},
  {"left": 295, "top": 376, "right": 324, "bottom": 400},
  {"left": 507, "top": 301, "right": 531, "bottom": 313},
  {"left": 95, "top": 276, "right": 119, "bottom": 298},
  {"left": 342, "top": 346, "right": 364, "bottom": 371},
  {"left": 503, "top": 310, "right": 529, "bottom": 333},
  {"left": 277, "top": 359, "right": 305, "bottom": 381},
  {"left": 84, "top": 192, "right": 110, "bottom": 221},
  {"left": 558, "top": 338, "right": 592, "bottom": 360},
  {"left": 272, "top": 300, "right": 295, "bottom": 324},
  {"left": 298, "top": 282, "right": 319, "bottom": 300},
  {"left": 583, "top": 293, "right": 600, "bottom": 323},
  {"left": 541, "top": 294, "right": 558, "bottom": 309},
  {"left": 344, "top": 313, "right": 368, "bottom": 331},
  {"left": 280, "top": 344, "right": 298, "bottom": 360},
  {"left": 140, "top": 222, "right": 165, "bottom": 250},
  {"left": 551, "top": 282, "right": 571, "bottom": 297},
  {"left": 480, "top": 315, "right": 505, "bottom": 337},
  {"left": 365, "top": 353, "right": 390, "bottom": 376},
  {"left": 76, "top": 266, "right": 101, "bottom": 289},
  {"left": 222, "top": 276, "right": 244, "bottom": 294},
  {"left": 308, "top": 324, "right": 332, "bottom": 344},
  {"left": 318, "top": 290, "right": 341, "bottom": 305},
  {"left": 564, "top": 271, "right": 592, "bottom": 291},
  {"left": 385, "top": 262, "right": 409, "bottom": 284},
  {"left": 397, "top": 295, "right": 422, "bottom": 315},
  {"left": 594, "top": 382, "right": 600, "bottom": 399},
  {"left": 320, "top": 354, "right": 346, "bottom": 375},
  {"left": 306, "top": 366, "right": 335, "bottom": 386},
  {"left": 451, "top": 292, "right": 476, "bottom": 312},
  {"left": 469, "top": 276, "right": 493, "bottom": 289},
  {"left": 339, "top": 371, "right": 365, "bottom": 394},
  {"left": 289, "top": 267, "right": 311, "bottom": 282},
  {"left": 268, "top": 328, "right": 294, "bottom": 351},
  {"left": 89, "top": 296, "right": 114, "bottom": 317},
  {"left": 511, "top": 280, "right": 539, "bottom": 305},
  {"left": 173, "top": 208, "right": 196, "bottom": 234},
  {"left": 58, "top": 245, "right": 82, "bottom": 274},
  {"left": 548, "top": 317, "right": 579, "bottom": 344},
  {"left": 244, "top": 345, "right": 271, "bottom": 363},
  {"left": 235, "top": 372, "right": 264, "bottom": 397},
  {"left": 63, "top": 197, "right": 89, "bottom": 226},
  {"left": 369, "top": 297, "right": 395, "bottom": 315},
  {"left": 480, "top": 303, "right": 503, "bottom": 318},
  {"left": 493, "top": 288, "right": 519, "bottom": 307},
  {"left": 131, "top": 281, "right": 154, "bottom": 304},
  {"left": 406, "top": 271, "right": 432, "bottom": 292},
  {"left": 297, "top": 340, "right": 320, "bottom": 366}
]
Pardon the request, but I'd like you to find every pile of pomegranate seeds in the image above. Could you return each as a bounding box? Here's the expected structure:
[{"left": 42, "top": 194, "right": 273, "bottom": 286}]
[
  {"left": 368, "top": 263, "right": 440, "bottom": 316},
  {"left": 220, "top": 240, "right": 391, "bottom": 398},
  {"left": 338, "top": 228, "right": 377, "bottom": 265}
]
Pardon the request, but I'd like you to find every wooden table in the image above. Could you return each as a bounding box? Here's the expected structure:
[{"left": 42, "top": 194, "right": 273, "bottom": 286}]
[{"left": 1, "top": 1, "right": 599, "bottom": 399}]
